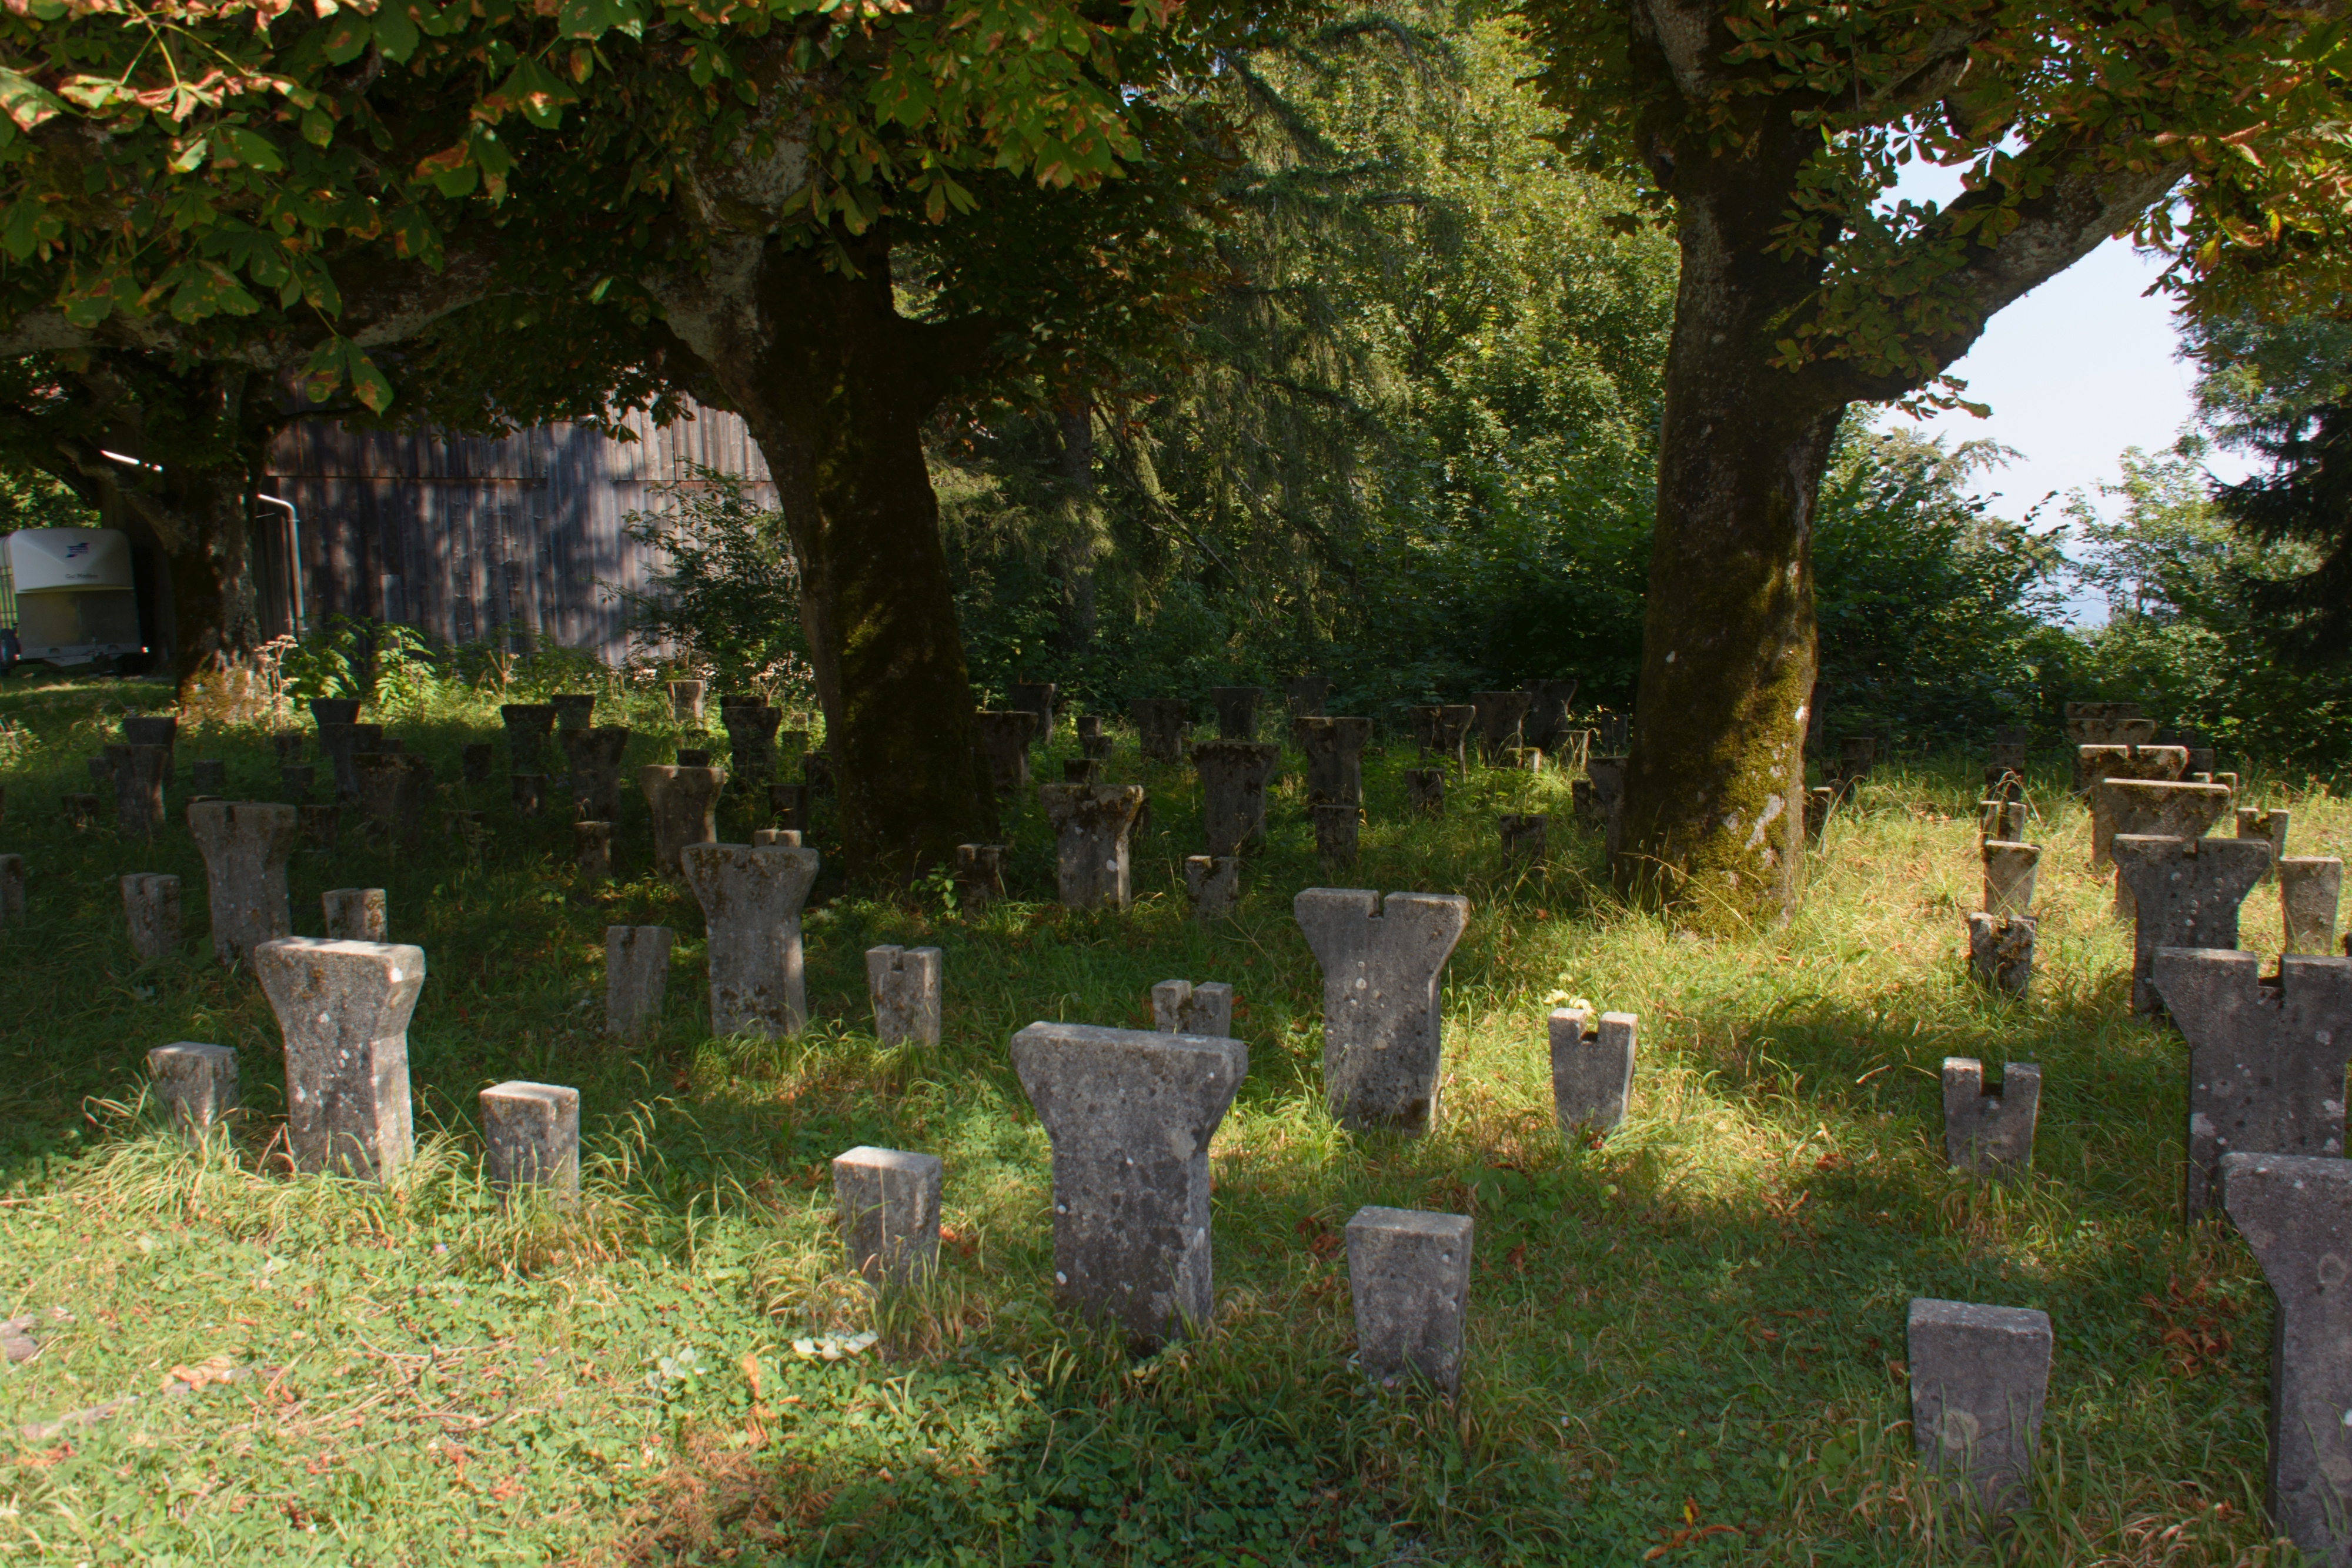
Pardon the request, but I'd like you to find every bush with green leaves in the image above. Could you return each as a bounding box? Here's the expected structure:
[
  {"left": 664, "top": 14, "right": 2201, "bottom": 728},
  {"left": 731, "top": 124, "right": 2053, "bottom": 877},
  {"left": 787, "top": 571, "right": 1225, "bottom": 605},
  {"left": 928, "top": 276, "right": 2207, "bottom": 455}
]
[{"left": 613, "top": 467, "right": 814, "bottom": 715}]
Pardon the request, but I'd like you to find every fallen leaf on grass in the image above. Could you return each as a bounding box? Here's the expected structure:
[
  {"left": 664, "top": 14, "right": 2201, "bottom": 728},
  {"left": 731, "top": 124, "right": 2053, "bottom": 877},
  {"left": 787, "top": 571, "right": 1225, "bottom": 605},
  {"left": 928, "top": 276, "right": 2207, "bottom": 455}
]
[
  {"left": 790, "top": 1332, "right": 877, "bottom": 1362},
  {"left": 164, "top": 1354, "right": 239, "bottom": 1393}
]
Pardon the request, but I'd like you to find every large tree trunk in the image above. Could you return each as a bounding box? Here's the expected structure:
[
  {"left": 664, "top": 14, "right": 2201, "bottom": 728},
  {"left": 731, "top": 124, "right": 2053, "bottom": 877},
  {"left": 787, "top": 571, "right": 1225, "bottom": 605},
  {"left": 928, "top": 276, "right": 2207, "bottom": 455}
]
[
  {"left": 657, "top": 229, "right": 998, "bottom": 882},
  {"left": 156, "top": 469, "right": 266, "bottom": 687},
  {"left": 1614, "top": 143, "right": 1843, "bottom": 929}
]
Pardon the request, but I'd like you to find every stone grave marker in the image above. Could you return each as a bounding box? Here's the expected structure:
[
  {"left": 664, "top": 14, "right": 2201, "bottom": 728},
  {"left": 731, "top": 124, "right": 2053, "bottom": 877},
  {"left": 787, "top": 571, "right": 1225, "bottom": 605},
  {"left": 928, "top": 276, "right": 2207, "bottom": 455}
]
[
  {"left": 1010, "top": 1021, "right": 1246, "bottom": 1348},
  {"left": 2281, "top": 858, "right": 2343, "bottom": 955},
  {"left": 148, "top": 1041, "right": 238, "bottom": 1139},
  {"left": 1283, "top": 675, "right": 1334, "bottom": 720},
  {"left": 1578, "top": 756, "right": 1628, "bottom": 840},
  {"left": 1192, "top": 740, "right": 1278, "bottom": 857},
  {"left": 1405, "top": 767, "right": 1445, "bottom": 817},
  {"left": 867, "top": 944, "right": 943, "bottom": 1047},
  {"left": 254, "top": 937, "right": 423, "bottom": 1179},
  {"left": 1152, "top": 978, "right": 1232, "bottom": 1037},
  {"left": 1130, "top": 698, "right": 1192, "bottom": 764},
  {"left": 353, "top": 753, "right": 429, "bottom": 844},
  {"left": 500, "top": 703, "right": 557, "bottom": 776},
  {"left": 576, "top": 821, "right": 613, "bottom": 882},
  {"left": 1296, "top": 888, "right": 1471, "bottom": 1134},
  {"left": 1521, "top": 678, "right": 1579, "bottom": 753},
  {"left": 1406, "top": 705, "right": 1441, "bottom": 755},
  {"left": 1210, "top": 686, "right": 1264, "bottom": 740},
  {"left": 1061, "top": 758, "right": 1100, "bottom": 785},
  {"left": 1347, "top": 1208, "right": 1474, "bottom": 1396},
  {"left": 2220, "top": 1151, "right": 2352, "bottom": 1563},
  {"left": 639, "top": 764, "right": 727, "bottom": 878},
  {"left": 1942, "top": 1058, "right": 2041, "bottom": 1177},
  {"left": 1966, "top": 912, "right": 2036, "bottom": 995},
  {"left": 667, "top": 678, "right": 706, "bottom": 723},
  {"left": 122, "top": 872, "right": 181, "bottom": 961},
  {"left": 113, "top": 743, "right": 168, "bottom": 837},
  {"left": 1977, "top": 798, "right": 2027, "bottom": 841},
  {"left": 1498, "top": 813, "right": 1547, "bottom": 865},
  {"left": 2113, "top": 835, "right": 2271, "bottom": 1014},
  {"left": 123, "top": 714, "right": 178, "bottom": 783},
  {"left": 1040, "top": 783, "right": 1147, "bottom": 910},
  {"left": 1549, "top": 1007, "right": 1636, "bottom": 1135},
  {"left": 562, "top": 727, "right": 632, "bottom": 820},
  {"left": 323, "top": 887, "right": 387, "bottom": 941},
  {"left": 953, "top": 842, "right": 1007, "bottom": 905},
  {"left": 1983, "top": 841, "right": 2039, "bottom": 916},
  {"left": 606, "top": 925, "right": 673, "bottom": 1038},
  {"left": 481, "top": 1081, "right": 580, "bottom": 1203},
  {"left": 834, "top": 1146, "right": 943, "bottom": 1288},
  {"left": 1184, "top": 854, "right": 1240, "bottom": 921},
  {"left": 1470, "top": 691, "right": 1532, "bottom": 764},
  {"left": 1313, "top": 803, "right": 1359, "bottom": 872},
  {"left": 1077, "top": 714, "right": 1111, "bottom": 760},
  {"left": 189, "top": 802, "right": 299, "bottom": 964},
  {"left": 769, "top": 782, "right": 811, "bottom": 835},
  {"left": 974, "top": 710, "right": 1040, "bottom": 797},
  {"left": 1432, "top": 705, "right": 1476, "bottom": 774},
  {"left": 1907, "top": 1298, "right": 2052, "bottom": 1523},
  {"left": 720, "top": 701, "right": 784, "bottom": 788},
  {"left": 1298, "top": 717, "right": 1371, "bottom": 806},
  {"left": 2157, "top": 949, "right": 2352, "bottom": 1219},
  {"left": 1008, "top": 680, "right": 1058, "bottom": 745},
  {"left": 2102, "top": 781, "right": 2237, "bottom": 912},
  {"left": 682, "top": 841, "right": 821, "bottom": 1037},
  {"left": 677, "top": 747, "right": 711, "bottom": 767},
  {"left": 2240, "top": 806, "right": 2290, "bottom": 884}
]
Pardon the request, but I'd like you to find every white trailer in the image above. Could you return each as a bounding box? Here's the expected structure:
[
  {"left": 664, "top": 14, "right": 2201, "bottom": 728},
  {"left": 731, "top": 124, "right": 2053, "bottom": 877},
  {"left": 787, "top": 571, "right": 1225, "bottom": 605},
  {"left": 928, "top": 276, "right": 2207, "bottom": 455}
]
[{"left": 1, "top": 527, "right": 145, "bottom": 671}]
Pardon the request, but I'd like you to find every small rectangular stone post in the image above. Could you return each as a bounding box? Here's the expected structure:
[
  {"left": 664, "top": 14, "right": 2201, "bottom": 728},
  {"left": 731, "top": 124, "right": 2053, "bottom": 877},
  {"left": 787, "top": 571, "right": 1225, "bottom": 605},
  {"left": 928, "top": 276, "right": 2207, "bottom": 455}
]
[
  {"left": 1432, "top": 705, "right": 1475, "bottom": 775},
  {"left": 1966, "top": 912, "right": 2036, "bottom": 995},
  {"left": 1152, "top": 979, "right": 1233, "bottom": 1037},
  {"left": 353, "top": 753, "right": 431, "bottom": 845},
  {"left": 1497, "top": 814, "right": 1547, "bottom": 866},
  {"left": 974, "top": 710, "right": 1041, "bottom": 797},
  {"left": 1210, "top": 686, "right": 1263, "bottom": 740},
  {"left": 323, "top": 887, "right": 387, "bottom": 941},
  {"left": 638, "top": 764, "right": 727, "bottom": 878},
  {"left": 121, "top": 872, "right": 181, "bottom": 961},
  {"left": 1521, "top": 678, "right": 1579, "bottom": 754},
  {"left": 2094, "top": 777, "right": 2232, "bottom": 876},
  {"left": 500, "top": 703, "right": 556, "bottom": 775},
  {"left": 834, "top": 1146, "right": 944, "bottom": 1288},
  {"left": 2280, "top": 858, "right": 2343, "bottom": 955},
  {"left": 1312, "top": 803, "right": 1359, "bottom": 872},
  {"left": 561, "top": 726, "right": 633, "bottom": 820},
  {"left": 189, "top": 802, "right": 300, "bottom": 965},
  {"left": 1192, "top": 741, "right": 1278, "bottom": 857},
  {"left": 148, "top": 1041, "right": 239, "bottom": 1138},
  {"left": 576, "top": 821, "right": 613, "bottom": 882},
  {"left": 1061, "top": 759, "right": 1100, "bottom": 785},
  {"left": 1347, "top": 1208, "right": 1474, "bottom": 1395},
  {"left": 254, "top": 937, "right": 424, "bottom": 1179},
  {"left": 2240, "top": 807, "right": 2290, "bottom": 884},
  {"left": 1295, "top": 888, "right": 1472, "bottom": 1134},
  {"left": 719, "top": 701, "right": 783, "bottom": 789},
  {"left": 1076, "top": 713, "right": 1111, "bottom": 760},
  {"left": 682, "top": 842, "right": 821, "bottom": 1037},
  {"left": 1906, "top": 1298, "right": 2052, "bottom": 1523},
  {"left": 953, "top": 843, "right": 1006, "bottom": 905},
  {"left": 867, "top": 944, "right": 944, "bottom": 1047},
  {"left": 1011, "top": 1021, "right": 1247, "bottom": 1349},
  {"left": 1977, "top": 798, "right": 2026, "bottom": 841},
  {"left": 1982, "top": 841, "right": 2039, "bottom": 917},
  {"left": 1942, "top": 1058, "right": 2042, "bottom": 1177},
  {"left": 1040, "top": 784, "right": 1147, "bottom": 910},
  {"left": 2113, "top": 835, "right": 2273, "bottom": 1014},
  {"left": 606, "top": 925, "right": 673, "bottom": 1038},
  {"left": 1184, "top": 854, "right": 1240, "bottom": 921},
  {"left": 1129, "top": 698, "right": 1191, "bottom": 764},
  {"left": 668, "top": 678, "right": 706, "bottom": 722},
  {"left": 123, "top": 714, "right": 178, "bottom": 783},
  {"left": 1282, "top": 674, "right": 1334, "bottom": 720},
  {"left": 480, "top": 1081, "right": 580, "bottom": 1203},
  {"left": 0, "top": 854, "right": 24, "bottom": 923},
  {"left": 1549, "top": 1008, "right": 1636, "bottom": 1135},
  {"left": 1298, "top": 717, "right": 1372, "bottom": 806},
  {"left": 1005, "top": 681, "right": 1057, "bottom": 747},
  {"left": 113, "top": 743, "right": 168, "bottom": 838},
  {"left": 1404, "top": 768, "right": 1445, "bottom": 817},
  {"left": 2220, "top": 1151, "right": 2352, "bottom": 1562},
  {"left": 2156, "top": 949, "right": 2352, "bottom": 1220},
  {"left": 1469, "top": 691, "right": 1533, "bottom": 765}
]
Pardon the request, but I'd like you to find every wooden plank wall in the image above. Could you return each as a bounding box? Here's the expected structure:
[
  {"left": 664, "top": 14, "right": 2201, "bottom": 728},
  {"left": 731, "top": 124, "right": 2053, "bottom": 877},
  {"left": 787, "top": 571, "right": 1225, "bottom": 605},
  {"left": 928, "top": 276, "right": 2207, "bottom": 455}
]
[{"left": 264, "top": 403, "right": 778, "bottom": 663}]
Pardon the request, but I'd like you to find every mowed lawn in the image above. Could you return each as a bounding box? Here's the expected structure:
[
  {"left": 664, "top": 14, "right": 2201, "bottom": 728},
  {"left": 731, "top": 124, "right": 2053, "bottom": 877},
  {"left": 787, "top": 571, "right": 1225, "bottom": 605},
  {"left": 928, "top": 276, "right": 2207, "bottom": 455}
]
[{"left": 3, "top": 674, "right": 2344, "bottom": 1566}]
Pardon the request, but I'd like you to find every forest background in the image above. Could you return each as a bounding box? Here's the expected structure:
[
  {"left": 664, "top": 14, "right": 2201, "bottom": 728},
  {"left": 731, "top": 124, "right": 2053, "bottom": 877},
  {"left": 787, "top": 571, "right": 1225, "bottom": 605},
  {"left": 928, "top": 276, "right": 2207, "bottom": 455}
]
[{"left": 3, "top": 4, "right": 2344, "bottom": 775}]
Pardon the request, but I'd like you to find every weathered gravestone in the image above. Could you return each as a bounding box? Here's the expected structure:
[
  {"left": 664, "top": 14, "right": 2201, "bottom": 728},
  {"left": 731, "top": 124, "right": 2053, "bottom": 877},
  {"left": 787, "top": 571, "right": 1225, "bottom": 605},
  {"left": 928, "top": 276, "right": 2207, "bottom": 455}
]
[
  {"left": 1906, "top": 1298, "right": 2052, "bottom": 1523},
  {"left": 1061, "top": 758, "right": 1100, "bottom": 785},
  {"left": 113, "top": 744, "right": 168, "bottom": 838},
  {"left": 2077, "top": 745, "right": 2189, "bottom": 818},
  {"left": 750, "top": 828, "right": 801, "bottom": 847},
  {"left": 1576, "top": 757, "right": 1628, "bottom": 841},
  {"left": 1836, "top": 735, "right": 1878, "bottom": 783},
  {"left": 2240, "top": 807, "right": 2290, "bottom": 884},
  {"left": 1943, "top": 1058, "right": 2042, "bottom": 1177},
  {"left": 510, "top": 771, "right": 546, "bottom": 819},
  {"left": 353, "top": 753, "right": 430, "bottom": 845},
  {"left": 2281, "top": 859, "right": 2344, "bottom": 955},
  {"left": 683, "top": 842, "right": 820, "bottom": 1038},
  {"left": 667, "top": 678, "right": 706, "bottom": 723},
  {"left": 1977, "top": 798, "right": 2027, "bottom": 842},
  {"left": 974, "top": 710, "right": 1040, "bottom": 798},
  {"left": 953, "top": 842, "right": 1006, "bottom": 906},
  {"left": 121, "top": 872, "right": 181, "bottom": 961},
  {"left": 575, "top": 821, "right": 613, "bottom": 882},
  {"left": 1007, "top": 680, "right": 1057, "bottom": 745},
  {"left": 720, "top": 701, "right": 784, "bottom": 788},
  {"left": 460, "top": 743, "right": 492, "bottom": 785},
  {"left": 1521, "top": 679, "right": 1580, "bottom": 753},
  {"left": 1210, "top": 686, "right": 1264, "bottom": 740},
  {"left": 606, "top": 925, "right": 673, "bottom": 1038},
  {"left": 1431, "top": 705, "right": 1476, "bottom": 774},
  {"left": 639, "top": 764, "right": 727, "bottom": 878},
  {"left": 2219, "top": 1151, "right": 2352, "bottom": 1563},
  {"left": 834, "top": 1146, "right": 943, "bottom": 1288},
  {"left": 148, "top": 1041, "right": 238, "bottom": 1139},
  {"left": 1184, "top": 854, "right": 1240, "bottom": 921},
  {"left": 2156, "top": 949, "right": 2352, "bottom": 1221},
  {"left": 2093, "top": 775, "right": 2226, "bottom": 872},
  {"left": 1075, "top": 714, "right": 1111, "bottom": 761},
  {"left": 1298, "top": 717, "right": 1371, "bottom": 806},
  {"left": 1406, "top": 705, "right": 1441, "bottom": 756},
  {"left": 677, "top": 747, "right": 711, "bottom": 767},
  {"left": 1469, "top": 691, "right": 1533, "bottom": 764},
  {"left": 1040, "top": 783, "right": 1147, "bottom": 910},
  {"left": 323, "top": 887, "right": 387, "bottom": 941},
  {"left": 2113, "top": 835, "right": 2272, "bottom": 1014},
  {"left": 1011, "top": 1021, "right": 1246, "bottom": 1348},
  {"left": 1130, "top": 698, "right": 1191, "bottom": 764},
  {"left": 0, "top": 854, "right": 22, "bottom": 922},
  {"left": 317, "top": 722, "right": 381, "bottom": 800},
  {"left": 1549, "top": 1007, "right": 1637, "bottom": 1135},
  {"left": 1966, "top": 912, "right": 2036, "bottom": 995},
  {"left": 1295, "top": 888, "right": 1471, "bottom": 1134},
  {"left": 1982, "top": 841, "right": 2039, "bottom": 917},
  {"left": 1192, "top": 740, "right": 1278, "bottom": 857},
  {"left": 1312, "top": 803, "right": 1359, "bottom": 872},
  {"left": 1347, "top": 1207, "right": 1474, "bottom": 1396},
  {"left": 1405, "top": 767, "right": 1445, "bottom": 817},
  {"left": 481, "top": 1081, "right": 580, "bottom": 1203},
  {"left": 1596, "top": 714, "right": 1631, "bottom": 754},
  {"left": 1152, "top": 978, "right": 1232, "bottom": 1037},
  {"left": 189, "top": 802, "right": 299, "bottom": 964},
  {"left": 254, "top": 937, "right": 423, "bottom": 1179},
  {"left": 1283, "top": 675, "right": 1334, "bottom": 720},
  {"left": 500, "top": 703, "right": 556, "bottom": 776},
  {"left": 1498, "top": 813, "right": 1547, "bottom": 866},
  {"left": 122, "top": 714, "right": 178, "bottom": 784},
  {"left": 768, "top": 782, "right": 810, "bottom": 836},
  {"left": 867, "top": 944, "right": 943, "bottom": 1047},
  {"left": 561, "top": 727, "right": 632, "bottom": 820}
]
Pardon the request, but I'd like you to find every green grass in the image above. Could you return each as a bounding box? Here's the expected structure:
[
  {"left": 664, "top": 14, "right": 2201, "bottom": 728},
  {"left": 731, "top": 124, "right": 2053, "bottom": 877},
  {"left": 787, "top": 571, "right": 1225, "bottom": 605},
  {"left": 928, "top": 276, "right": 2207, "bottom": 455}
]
[{"left": 1, "top": 673, "right": 2344, "bottom": 1565}]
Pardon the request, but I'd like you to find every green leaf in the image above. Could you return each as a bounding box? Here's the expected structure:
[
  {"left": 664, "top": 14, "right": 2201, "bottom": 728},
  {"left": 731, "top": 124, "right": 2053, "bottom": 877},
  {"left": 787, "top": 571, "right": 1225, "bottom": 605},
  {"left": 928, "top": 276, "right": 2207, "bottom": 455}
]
[
  {"left": 0, "top": 67, "right": 67, "bottom": 133},
  {"left": 346, "top": 344, "right": 395, "bottom": 412},
  {"left": 169, "top": 136, "right": 209, "bottom": 173},
  {"left": 301, "top": 109, "right": 335, "bottom": 148},
  {"left": 375, "top": 4, "right": 420, "bottom": 63},
  {"left": 221, "top": 128, "right": 285, "bottom": 172},
  {"left": 322, "top": 13, "right": 372, "bottom": 65}
]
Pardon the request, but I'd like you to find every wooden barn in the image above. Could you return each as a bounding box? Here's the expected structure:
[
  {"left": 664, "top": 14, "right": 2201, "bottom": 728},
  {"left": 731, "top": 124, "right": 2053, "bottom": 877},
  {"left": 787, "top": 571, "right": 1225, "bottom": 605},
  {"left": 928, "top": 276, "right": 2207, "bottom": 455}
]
[{"left": 259, "top": 401, "right": 776, "bottom": 663}]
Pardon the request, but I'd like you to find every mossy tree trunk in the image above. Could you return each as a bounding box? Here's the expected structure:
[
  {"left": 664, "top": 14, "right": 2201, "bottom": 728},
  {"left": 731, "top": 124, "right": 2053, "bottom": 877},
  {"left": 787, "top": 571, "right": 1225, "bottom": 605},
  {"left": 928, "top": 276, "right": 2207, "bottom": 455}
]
[{"left": 658, "top": 227, "right": 998, "bottom": 882}]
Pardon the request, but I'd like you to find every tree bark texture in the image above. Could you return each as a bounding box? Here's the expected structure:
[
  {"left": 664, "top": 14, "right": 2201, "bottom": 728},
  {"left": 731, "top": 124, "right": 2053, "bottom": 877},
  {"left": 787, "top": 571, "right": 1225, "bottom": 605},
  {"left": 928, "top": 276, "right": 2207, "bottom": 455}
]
[{"left": 656, "top": 229, "right": 998, "bottom": 882}]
